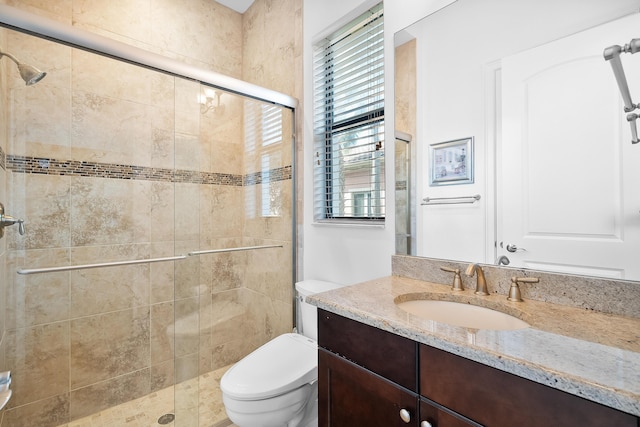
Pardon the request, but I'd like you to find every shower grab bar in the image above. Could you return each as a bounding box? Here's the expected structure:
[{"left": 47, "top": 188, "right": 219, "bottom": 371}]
[
  {"left": 17, "top": 255, "right": 188, "bottom": 275},
  {"left": 188, "top": 245, "right": 283, "bottom": 256},
  {"left": 16, "top": 245, "right": 283, "bottom": 275},
  {"left": 421, "top": 194, "right": 481, "bottom": 206}
]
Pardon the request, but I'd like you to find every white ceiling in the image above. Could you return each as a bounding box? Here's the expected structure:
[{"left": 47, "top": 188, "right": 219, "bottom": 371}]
[{"left": 216, "top": 0, "right": 255, "bottom": 13}]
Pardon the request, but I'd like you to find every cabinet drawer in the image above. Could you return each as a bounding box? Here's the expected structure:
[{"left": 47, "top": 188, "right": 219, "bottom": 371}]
[
  {"left": 420, "top": 344, "right": 638, "bottom": 427},
  {"left": 318, "top": 309, "right": 417, "bottom": 391}
]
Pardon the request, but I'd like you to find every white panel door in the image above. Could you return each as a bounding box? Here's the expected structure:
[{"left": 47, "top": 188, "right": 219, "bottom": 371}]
[{"left": 499, "top": 13, "right": 640, "bottom": 280}]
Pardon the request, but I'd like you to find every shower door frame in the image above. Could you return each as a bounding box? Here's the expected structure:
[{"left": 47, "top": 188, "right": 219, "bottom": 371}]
[{"left": 0, "top": 3, "right": 299, "bottom": 425}]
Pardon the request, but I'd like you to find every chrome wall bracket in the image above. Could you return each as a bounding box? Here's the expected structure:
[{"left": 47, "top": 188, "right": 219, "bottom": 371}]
[
  {"left": 604, "top": 38, "right": 640, "bottom": 144},
  {"left": 0, "top": 203, "right": 25, "bottom": 238}
]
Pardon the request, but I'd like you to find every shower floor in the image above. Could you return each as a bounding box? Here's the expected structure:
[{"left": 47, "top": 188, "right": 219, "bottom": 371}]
[{"left": 57, "top": 365, "right": 238, "bottom": 427}]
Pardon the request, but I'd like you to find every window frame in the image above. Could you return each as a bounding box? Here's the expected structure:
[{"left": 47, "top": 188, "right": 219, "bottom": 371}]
[{"left": 313, "top": 3, "right": 385, "bottom": 224}]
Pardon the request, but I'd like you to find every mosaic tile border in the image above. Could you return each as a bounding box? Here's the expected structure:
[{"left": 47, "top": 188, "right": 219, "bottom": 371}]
[{"left": 7, "top": 155, "right": 292, "bottom": 186}]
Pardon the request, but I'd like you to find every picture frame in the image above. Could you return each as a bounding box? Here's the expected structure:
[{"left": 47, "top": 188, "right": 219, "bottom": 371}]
[{"left": 429, "top": 137, "right": 474, "bottom": 186}]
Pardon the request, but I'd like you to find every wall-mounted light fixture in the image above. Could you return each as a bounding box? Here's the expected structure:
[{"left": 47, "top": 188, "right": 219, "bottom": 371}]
[{"left": 199, "top": 88, "right": 224, "bottom": 114}]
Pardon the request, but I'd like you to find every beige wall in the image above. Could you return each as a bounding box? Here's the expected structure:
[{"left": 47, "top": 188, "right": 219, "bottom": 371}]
[{"left": 0, "top": 1, "right": 300, "bottom": 425}]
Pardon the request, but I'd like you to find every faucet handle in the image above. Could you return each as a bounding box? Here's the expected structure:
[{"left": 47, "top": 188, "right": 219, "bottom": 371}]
[
  {"left": 0, "top": 203, "right": 25, "bottom": 238},
  {"left": 507, "top": 276, "right": 539, "bottom": 302},
  {"left": 440, "top": 267, "right": 463, "bottom": 291}
]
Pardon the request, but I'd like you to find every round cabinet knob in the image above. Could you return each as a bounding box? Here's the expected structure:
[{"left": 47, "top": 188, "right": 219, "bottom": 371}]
[
  {"left": 399, "top": 408, "right": 411, "bottom": 423},
  {"left": 421, "top": 421, "right": 434, "bottom": 427}
]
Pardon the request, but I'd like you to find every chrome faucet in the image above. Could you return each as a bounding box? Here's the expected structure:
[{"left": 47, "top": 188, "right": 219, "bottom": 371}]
[{"left": 465, "top": 263, "right": 489, "bottom": 296}]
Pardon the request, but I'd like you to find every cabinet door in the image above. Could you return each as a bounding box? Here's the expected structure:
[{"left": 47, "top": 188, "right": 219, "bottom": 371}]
[
  {"left": 420, "top": 399, "right": 482, "bottom": 427},
  {"left": 319, "top": 349, "right": 419, "bottom": 427},
  {"left": 420, "top": 344, "right": 638, "bottom": 427}
]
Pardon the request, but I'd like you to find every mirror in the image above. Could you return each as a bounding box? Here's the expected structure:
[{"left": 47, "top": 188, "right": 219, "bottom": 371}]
[{"left": 394, "top": 0, "right": 640, "bottom": 281}]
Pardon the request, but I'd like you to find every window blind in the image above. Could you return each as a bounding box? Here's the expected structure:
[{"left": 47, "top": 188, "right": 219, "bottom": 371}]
[{"left": 313, "top": 3, "right": 385, "bottom": 221}]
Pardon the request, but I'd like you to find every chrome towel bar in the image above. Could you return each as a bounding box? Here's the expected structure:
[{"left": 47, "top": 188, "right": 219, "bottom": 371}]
[
  {"left": 421, "top": 194, "right": 481, "bottom": 206},
  {"left": 16, "top": 244, "right": 283, "bottom": 275}
]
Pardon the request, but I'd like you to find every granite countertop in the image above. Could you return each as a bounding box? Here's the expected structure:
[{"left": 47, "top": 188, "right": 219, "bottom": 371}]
[{"left": 307, "top": 275, "right": 640, "bottom": 417}]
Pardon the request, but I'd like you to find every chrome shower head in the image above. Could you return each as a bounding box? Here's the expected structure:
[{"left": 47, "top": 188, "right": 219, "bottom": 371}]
[{"left": 0, "top": 50, "right": 46, "bottom": 86}]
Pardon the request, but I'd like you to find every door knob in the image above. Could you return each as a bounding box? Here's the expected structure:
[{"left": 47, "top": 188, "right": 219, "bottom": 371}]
[
  {"left": 495, "top": 255, "right": 510, "bottom": 265},
  {"left": 501, "top": 242, "right": 525, "bottom": 253},
  {"left": 399, "top": 408, "right": 411, "bottom": 423}
]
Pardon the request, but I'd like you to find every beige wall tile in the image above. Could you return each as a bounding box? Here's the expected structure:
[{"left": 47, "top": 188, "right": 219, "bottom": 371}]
[
  {"left": 175, "top": 132, "right": 202, "bottom": 171},
  {"left": 69, "top": 244, "right": 151, "bottom": 317},
  {"left": 210, "top": 289, "right": 252, "bottom": 345},
  {"left": 72, "top": 50, "right": 156, "bottom": 105},
  {"left": 211, "top": 334, "right": 260, "bottom": 372},
  {"left": 150, "top": 301, "right": 174, "bottom": 365},
  {"left": 69, "top": 178, "right": 151, "bottom": 246},
  {"left": 203, "top": 94, "right": 244, "bottom": 174},
  {"left": 174, "top": 78, "right": 200, "bottom": 136},
  {"left": 150, "top": 182, "right": 175, "bottom": 243},
  {"left": 72, "top": 0, "right": 152, "bottom": 45},
  {"left": 175, "top": 352, "right": 199, "bottom": 384},
  {"left": 70, "top": 307, "right": 150, "bottom": 389},
  {"left": 174, "top": 240, "right": 201, "bottom": 300},
  {"left": 174, "top": 297, "right": 199, "bottom": 359},
  {"left": 69, "top": 368, "right": 151, "bottom": 420},
  {"left": 6, "top": 0, "right": 72, "bottom": 18},
  {"left": 208, "top": 185, "right": 244, "bottom": 238},
  {"left": 5, "top": 322, "right": 70, "bottom": 407},
  {"left": 1, "top": 393, "right": 69, "bottom": 427},
  {"left": 70, "top": 91, "right": 152, "bottom": 165},
  {"left": 6, "top": 248, "right": 70, "bottom": 329},
  {"left": 9, "top": 173, "right": 70, "bottom": 251},
  {"left": 150, "top": 359, "right": 174, "bottom": 393},
  {"left": 9, "top": 66, "right": 72, "bottom": 159},
  {"left": 174, "top": 183, "right": 200, "bottom": 242},
  {"left": 150, "top": 242, "right": 176, "bottom": 304},
  {"left": 208, "top": 239, "right": 247, "bottom": 292}
]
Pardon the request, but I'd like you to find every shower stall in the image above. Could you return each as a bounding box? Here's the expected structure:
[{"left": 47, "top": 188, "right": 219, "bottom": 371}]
[{"left": 0, "top": 4, "right": 296, "bottom": 426}]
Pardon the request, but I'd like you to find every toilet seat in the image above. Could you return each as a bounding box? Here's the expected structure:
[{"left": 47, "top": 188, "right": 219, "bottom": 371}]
[{"left": 220, "top": 333, "right": 318, "bottom": 400}]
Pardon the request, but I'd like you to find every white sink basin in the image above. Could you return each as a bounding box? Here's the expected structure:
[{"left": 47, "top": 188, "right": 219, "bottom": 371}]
[{"left": 396, "top": 300, "right": 530, "bottom": 330}]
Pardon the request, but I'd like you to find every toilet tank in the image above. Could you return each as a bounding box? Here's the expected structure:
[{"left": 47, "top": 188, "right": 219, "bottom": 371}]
[{"left": 295, "top": 280, "right": 344, "bottom": 341}]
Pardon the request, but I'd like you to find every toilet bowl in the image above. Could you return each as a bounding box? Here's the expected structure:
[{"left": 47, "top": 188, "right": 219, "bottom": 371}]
[{"left": 220, "top": 280, "right": 344, "bottom": 427}]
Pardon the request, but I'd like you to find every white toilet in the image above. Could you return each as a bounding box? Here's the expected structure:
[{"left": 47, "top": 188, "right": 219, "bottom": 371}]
[{"left": 220, "top": 280, "right": 344, "bottom": 427}]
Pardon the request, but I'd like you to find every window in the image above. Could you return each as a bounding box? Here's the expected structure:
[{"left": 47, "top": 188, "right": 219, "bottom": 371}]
[
  {"left": 313, "top": 3, "right": 384, "bottom": 222},
  {"left": 244, "top": 101, "right": 285, "bottom": 218}
]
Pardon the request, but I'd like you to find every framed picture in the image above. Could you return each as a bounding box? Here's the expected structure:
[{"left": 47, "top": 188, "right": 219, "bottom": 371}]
[{"left": 429, "top": 137, "right": 474, "bottom": 186}]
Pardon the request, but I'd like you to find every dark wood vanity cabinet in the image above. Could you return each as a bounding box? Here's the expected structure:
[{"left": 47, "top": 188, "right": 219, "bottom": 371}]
[{"left": 318, "top": 309, "right": 638, "bottom": 427}]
